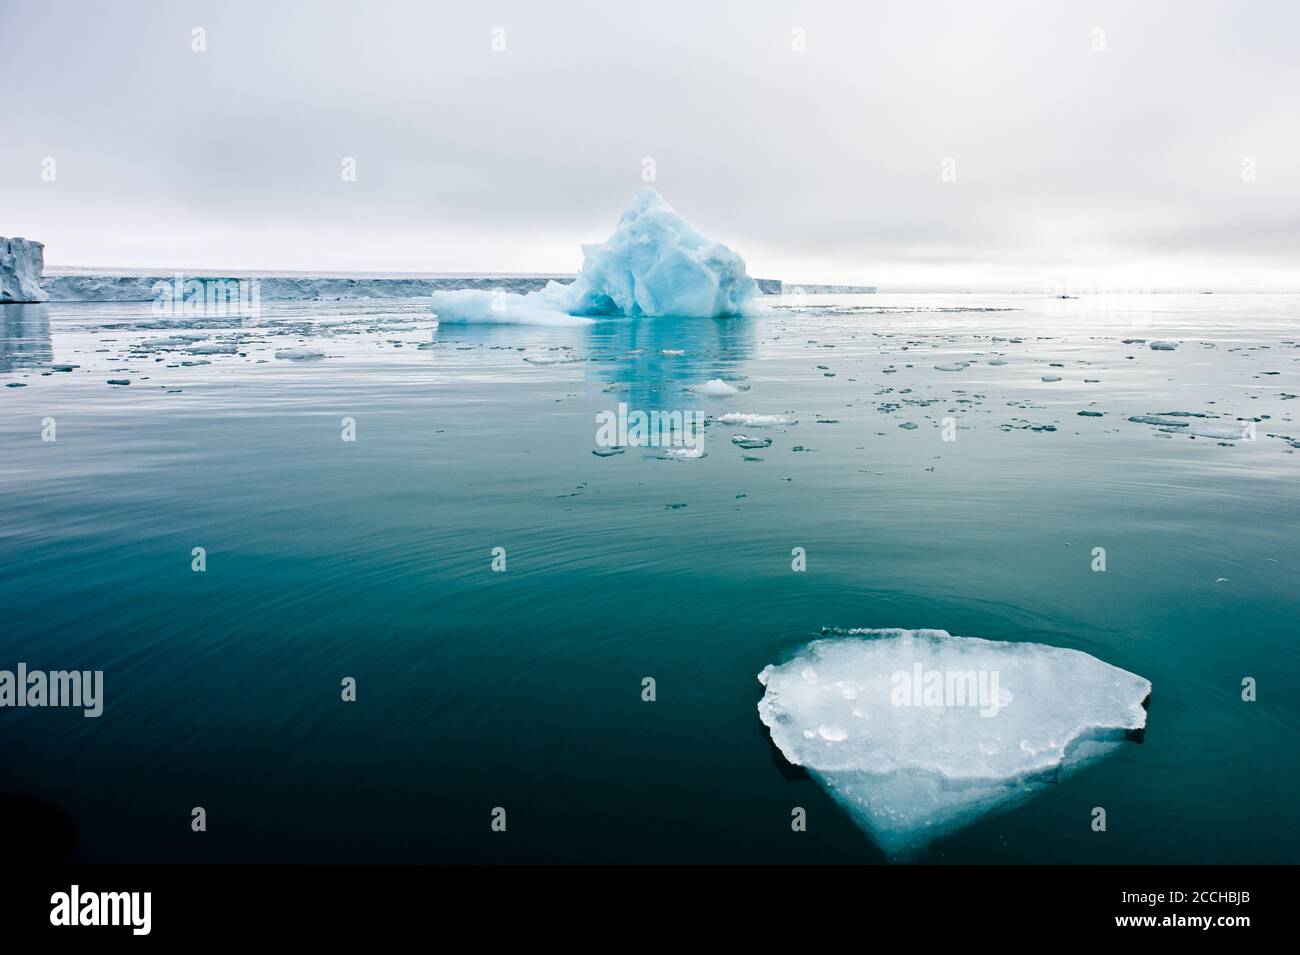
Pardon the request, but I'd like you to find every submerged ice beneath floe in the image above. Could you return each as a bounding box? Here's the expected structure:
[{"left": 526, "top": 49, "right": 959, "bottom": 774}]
[
  {"left": 430, "top": 188, "right": 758, "bottom": 325},
  {"left": 757, "top": 628, "right": 1150, "bottom": 855}
]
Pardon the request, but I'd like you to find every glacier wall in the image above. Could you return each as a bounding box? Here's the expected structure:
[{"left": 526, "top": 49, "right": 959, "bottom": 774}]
[{"left": 0, "top": 237, "right": 48, "bottom": 303}]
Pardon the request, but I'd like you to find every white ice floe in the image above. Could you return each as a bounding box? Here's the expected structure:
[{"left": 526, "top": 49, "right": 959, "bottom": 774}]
[
  {"left": 522, "top": 353, "right": 586, "bottom": 365},
  {"left": 429, "top": 188, "right": 758, "bottom": 325},
  {"left": 716, "top": 413, "right": 793, "bottom": 427},
  {"left": 659, "top": 445, "right": 706, "bottom": 460},
  {"left": 694, "top": 378, "right": 740, "bottom": 396},
  {"left": 757, "top": 628, "right": 1150, "bottom": 855},
  {"left": 274, "top": 347, "right": 325, "bottom": 360}
]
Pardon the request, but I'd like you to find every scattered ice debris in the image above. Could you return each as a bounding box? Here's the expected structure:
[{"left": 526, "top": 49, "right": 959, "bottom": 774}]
[
  {"left": 694, "top": 379, "right": 740, "bottom": 397},
  {"left": 429, "top": 188, "right": 758, "bottom": 324},
  {"left": 934, "top": 362, "right": 968, "bottom": 372},
  {"left": 898, "top": 421, "right": 919, "bottom": 430},
  {"left": 106, "top": 379, "right": 130, "bottom": 385},
  {"left": 986, "top": 358, "right": 1008, "bottom": 366},
  {"left": 1041, "top": 374, "right": 1062, "bottom": 382},
  {"left": 274, "top": 348, "right": 325, "bottom": 360},
  {"left": 1077, "top": 410, "right": 1104, "bottom": 417},
  {"left": 51, "top": 364, "right": 79, "bottom": 372},
  {"left": 731, "top": 435, "right": 773, "bottom": 450},
  {"left": 187, "top": 343, "right": 239, "bottom": 355},
  {"left": 1150, "top": 341, "right": 1179, "bottom": 351},
  {"left": 757, "top": 628, "right": 1150, "bottom": 856},
  {"left": 592, "top": 446, "right": 625, "bottom": 457}
]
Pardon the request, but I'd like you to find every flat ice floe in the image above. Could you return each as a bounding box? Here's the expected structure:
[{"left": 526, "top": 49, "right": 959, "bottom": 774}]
[
  {"left": 715, "top": 413, "right": 793, "bottom": 427},
  {"left": 757, "top": 628, "right": 1150, "bottom": 856},
  {"left": 429, "top": 188, "right": 758, "bottom": 324}
]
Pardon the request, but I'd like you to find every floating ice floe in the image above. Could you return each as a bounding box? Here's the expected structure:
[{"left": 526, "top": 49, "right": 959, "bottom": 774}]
[
  {"left": 716, "top": 413, "right": 793, "bottom": 427},
  {"left": 731, "top": 435, "right": 773, "bottom": 449},
  {"left": 429, "top": 188, "right": 758, "bottom": 325},
  {"left": 757, "top": 628, "right": 1150, "bottom": 856},
  {"left": 274, "top": 348, "right": 325, "bottom": 360},
  {"left": 1041, "top": 374, "right": 1062, "bottom": 382},
  {"left": 659, "top": 445, "right": 706, "bottom": 460},
  {"left": 523, "top": 353, "right": 586, "bottom": 365},
  {"left": 1149, "top": 341, "right": 1179, "bottom": 351},
  {"left": 934, "top": 362, "right": 968, "bottom": 372},
  {"left": 694, "top": 379, "right": 740, "bottom": 396}
]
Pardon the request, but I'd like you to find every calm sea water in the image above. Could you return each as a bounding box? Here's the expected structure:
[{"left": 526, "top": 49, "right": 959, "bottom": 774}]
[{"left": 1, "top": 292, "right": 1296, "bottom": 863}]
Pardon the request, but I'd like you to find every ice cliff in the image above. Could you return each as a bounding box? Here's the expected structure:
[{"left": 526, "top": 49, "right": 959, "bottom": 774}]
[
  {"left": 430, "top": 188, "right": 759, "bottom": 325},
  {"left": 0, "top": 237, "right": 48, "bottom": 303},
  {"left": 758, "top": 628, "right": 1151, "bottom": 855}
]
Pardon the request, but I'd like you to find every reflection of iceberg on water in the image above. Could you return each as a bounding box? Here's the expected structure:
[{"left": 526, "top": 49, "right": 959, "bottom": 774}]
[
  {"left": 758, "top": 628, "right": 1151, "bottom": 857},
  {"left": 430, "top": 188, "right": 759, "bottom": 325},
  {"left": 0, "top": 304, "right": 53, "bottom": 373}
]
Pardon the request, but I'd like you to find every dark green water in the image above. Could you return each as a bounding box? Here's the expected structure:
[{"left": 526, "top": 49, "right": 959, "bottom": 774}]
[{"left": 1, "top": 293, "right": 1296, "bottom": 862}]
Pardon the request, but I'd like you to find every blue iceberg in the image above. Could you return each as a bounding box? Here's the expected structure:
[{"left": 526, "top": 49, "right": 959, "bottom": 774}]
[{"left": 430, "top": 188, "right": 759, "bottom": 325}]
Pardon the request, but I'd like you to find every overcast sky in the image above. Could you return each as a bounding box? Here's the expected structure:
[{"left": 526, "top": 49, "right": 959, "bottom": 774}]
[{"left": 1, "top": 0, "right": 1296, "bottom": 290}]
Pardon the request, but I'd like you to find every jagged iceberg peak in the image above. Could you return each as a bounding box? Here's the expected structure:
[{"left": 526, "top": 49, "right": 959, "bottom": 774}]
[
  {"left": 0, "top": 236, "right": 48, "bottom": 303},
  {"left": 567, "top": 187, "right": 757, "bottom": 318},
  {"left": 430, "top": 188, "right": 758, "bottom": 325},
  {"left": 757, "top": 628, "right": 1151, "bottom": 856}
]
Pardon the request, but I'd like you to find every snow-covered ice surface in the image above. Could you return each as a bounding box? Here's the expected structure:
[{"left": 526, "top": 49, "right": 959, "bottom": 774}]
[
  {"left": 758, "top": 628, "right": 1151, "bottom": 855},
  {"left": 430, "top": 188, "right": 759, "bottom": 325},
  {"left": 0, "top": 237, "right": 48, "bottom": 303}
]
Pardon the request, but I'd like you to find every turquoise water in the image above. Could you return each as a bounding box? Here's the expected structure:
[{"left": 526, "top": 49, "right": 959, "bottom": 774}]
[{"left": 1, "top": 293, "right": 1297, "bottom": 863}]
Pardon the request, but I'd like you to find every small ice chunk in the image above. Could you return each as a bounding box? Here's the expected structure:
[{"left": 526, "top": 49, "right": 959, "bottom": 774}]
[
  {"left": 716, "top": 413, "right": 792, "bottom": 427},
  {"left": 660, "top": 445, "right": 705, "bottom": 460},
  {"left": 757, "top": 628, "right": 1150, "bottom": 856},
  {"left": 523, "top": 354, "right": 586, "bottom": 365},
  {"left": 1041, "top": 374, "right": 1062, "bottom": 382},
  {"left": 1149, "top": 341, "right": 1178, "bottom": 351},
  {"left": 274, "top": 347, "right": 325, "bottom": 360},
  {"left": 731, "top": 435, "right": 773, "bottom": 449},
  {"left": 694, "top": 379, "right": 739, "bottom": 396},
  {"left": 934, "top": 362, "right": 968, "bottom": 372}
]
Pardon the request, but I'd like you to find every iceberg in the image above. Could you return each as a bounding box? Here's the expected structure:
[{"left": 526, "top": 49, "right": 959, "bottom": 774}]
[
  {"left": 0, "top": 237, "right": 48, "bottom": 303},
  {"left": 430, "top": 188, "right": 759, "bottom": 325},
  {"left": 757, "top": 628, "right": 1150, "bottom": 856}
]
